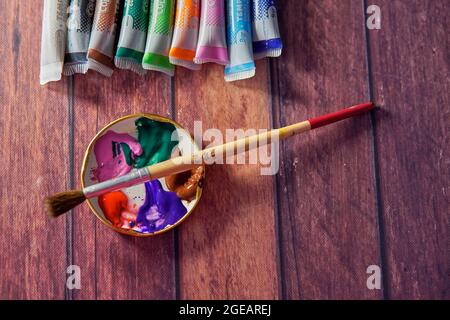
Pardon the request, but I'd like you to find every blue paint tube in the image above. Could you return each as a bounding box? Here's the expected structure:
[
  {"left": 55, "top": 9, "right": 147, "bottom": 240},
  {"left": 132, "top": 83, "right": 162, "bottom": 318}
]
[
  {"left": 251, "top": 0, "right": 282, "bottom": 59},
  {"left": 224, "top": 0, "right": 255, "bottom": 82}
]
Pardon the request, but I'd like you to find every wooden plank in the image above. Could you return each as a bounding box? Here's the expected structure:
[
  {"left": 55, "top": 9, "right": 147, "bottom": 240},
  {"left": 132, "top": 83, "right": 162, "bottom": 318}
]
[
  {"left": 272, "top": 1, "right": 382, "bottom": 299},
  {"left": 368, "top": 0, "right": 449, "bottom": 299},
  {"left": 72, "top": 70, "right": 176, "bottom": 299},
  {"left": 71, "top": 72, "right": 100, "bottom": 299},
  {"left": 175, "top": 62, "right": 280, "bottom": 299},
  {"left": 0, "top": 1, "right": 67, "bottom": 299}
]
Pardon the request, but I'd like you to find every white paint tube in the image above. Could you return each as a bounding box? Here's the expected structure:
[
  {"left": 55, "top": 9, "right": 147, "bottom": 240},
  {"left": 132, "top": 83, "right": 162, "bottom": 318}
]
[{"left": 40, "top": 0, "right": 70, "bottom": 85}]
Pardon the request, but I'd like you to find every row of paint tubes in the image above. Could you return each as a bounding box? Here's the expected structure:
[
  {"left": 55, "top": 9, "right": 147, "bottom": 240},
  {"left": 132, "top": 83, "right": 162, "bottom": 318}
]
[{"left": 40, "top": 0, "right": 282, "bottom": 85}]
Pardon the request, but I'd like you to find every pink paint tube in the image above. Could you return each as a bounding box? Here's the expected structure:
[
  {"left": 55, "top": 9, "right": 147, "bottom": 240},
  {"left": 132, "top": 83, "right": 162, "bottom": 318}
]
[{"left": 194, "top": 0, "right": 228, "bottom": 65}]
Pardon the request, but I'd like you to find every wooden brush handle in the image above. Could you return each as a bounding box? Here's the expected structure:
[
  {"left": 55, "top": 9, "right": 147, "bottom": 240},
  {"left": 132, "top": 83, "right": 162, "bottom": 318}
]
[
  {"left": 147, "top": 129, "right": 287, "bottom": 180},
  {"left": 148, "top": 102, "right": 374, "bottom": 180},
  {"left": 84, "top": 102, "right": 374, "bottom": 198}
]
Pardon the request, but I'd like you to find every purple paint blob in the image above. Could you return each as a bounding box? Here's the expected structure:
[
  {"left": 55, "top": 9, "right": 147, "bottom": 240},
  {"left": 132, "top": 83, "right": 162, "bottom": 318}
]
[
  {"left": 136, "top": 180, "right": 187, "bottom": 233},
  {"left": 92, "top": 130, "right": 143, "bottom": 182}
]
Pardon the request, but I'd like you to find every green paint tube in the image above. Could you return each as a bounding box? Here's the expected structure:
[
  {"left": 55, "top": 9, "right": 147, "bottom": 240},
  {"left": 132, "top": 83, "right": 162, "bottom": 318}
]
[
  {"left": 40, "top": 0, "right": 69, "bottom": 85},
  {"left": 115, "top": 0, "right": 150, "bottom": 75},
  {"left": 142, "top": 0, "right": 175, "bottom": 76}
]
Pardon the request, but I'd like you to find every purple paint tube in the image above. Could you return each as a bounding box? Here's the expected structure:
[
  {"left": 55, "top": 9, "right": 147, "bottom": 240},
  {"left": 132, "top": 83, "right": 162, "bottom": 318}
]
[{"left": 251, "top": 0, "right": 282, "bottom": 59}]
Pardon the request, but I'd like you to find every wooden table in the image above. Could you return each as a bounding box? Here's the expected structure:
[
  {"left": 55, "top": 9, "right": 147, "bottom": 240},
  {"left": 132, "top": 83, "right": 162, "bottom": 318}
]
[{"left": 0, "top": 1, "right": 448, "bottom": 299}]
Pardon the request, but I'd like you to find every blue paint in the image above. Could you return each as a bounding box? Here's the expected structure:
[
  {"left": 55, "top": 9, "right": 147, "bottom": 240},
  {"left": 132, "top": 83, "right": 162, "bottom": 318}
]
[
  {"left": 251, "top": 0, "right": 283, "bottom": 56},
  {"left": 224, "top": 0, "right": 255, "bottom": 78},
  {"left": 253, "top": 38, "right": 282, "bottom": 54}
]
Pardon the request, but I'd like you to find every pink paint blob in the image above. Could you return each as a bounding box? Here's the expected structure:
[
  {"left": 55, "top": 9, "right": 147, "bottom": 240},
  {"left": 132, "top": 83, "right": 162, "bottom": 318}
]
[{"left": 92, "top": 130, "right": 143, "bottom": 182}]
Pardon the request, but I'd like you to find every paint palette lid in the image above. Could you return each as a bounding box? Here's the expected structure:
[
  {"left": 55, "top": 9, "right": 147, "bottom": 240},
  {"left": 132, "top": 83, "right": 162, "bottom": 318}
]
[{"left": 81, "top": 114, "right": 204, "bottom": 236}]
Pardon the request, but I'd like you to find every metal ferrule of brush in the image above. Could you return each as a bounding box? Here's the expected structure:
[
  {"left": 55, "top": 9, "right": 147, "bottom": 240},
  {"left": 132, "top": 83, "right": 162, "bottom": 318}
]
[{"left": 82, "top": 167, "right": 151, "bottom": 198}]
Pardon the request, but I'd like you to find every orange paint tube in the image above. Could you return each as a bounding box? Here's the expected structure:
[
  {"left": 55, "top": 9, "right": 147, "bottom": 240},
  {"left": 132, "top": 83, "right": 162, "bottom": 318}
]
[{"left": 169, "top": 0, "right": 201, "bottom": 70}]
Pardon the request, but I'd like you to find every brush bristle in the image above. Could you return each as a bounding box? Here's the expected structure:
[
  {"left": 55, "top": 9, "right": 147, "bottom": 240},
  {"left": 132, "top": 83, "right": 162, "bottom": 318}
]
[{"left": 45, "top": 190, "right": 86, "bottom": 218}]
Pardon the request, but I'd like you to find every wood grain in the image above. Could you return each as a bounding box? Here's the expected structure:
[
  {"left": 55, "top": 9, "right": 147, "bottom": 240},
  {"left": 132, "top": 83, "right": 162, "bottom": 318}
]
[
  {"left": 0, "top": 1, "right": 68, "bottom": 299},
  {"left": 272, "top": 1, "right": 382, "bottom": 299},
  {"left": 71, "top": 70, "right": 176, "bottom": 299},
  {"left": 1, "top": 0, "right": 449, "bottom": 300},
  {"left": 175, "top": 63, "right": 280, "bottom": 299},
  {"left": 368, "top": 0, "right": 450, "bottom": 299}
]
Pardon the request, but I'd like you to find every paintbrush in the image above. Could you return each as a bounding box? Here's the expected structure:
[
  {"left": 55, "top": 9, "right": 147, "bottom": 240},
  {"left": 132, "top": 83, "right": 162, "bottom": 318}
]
[{"left": 45, "top": 102, "right": 375, "bottom": 217}]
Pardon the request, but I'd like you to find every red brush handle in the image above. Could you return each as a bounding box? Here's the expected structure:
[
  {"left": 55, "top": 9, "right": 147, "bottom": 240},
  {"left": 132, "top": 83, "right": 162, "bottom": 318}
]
[{"left": 308, "top": 102, "right": 374, "bottom": 129}]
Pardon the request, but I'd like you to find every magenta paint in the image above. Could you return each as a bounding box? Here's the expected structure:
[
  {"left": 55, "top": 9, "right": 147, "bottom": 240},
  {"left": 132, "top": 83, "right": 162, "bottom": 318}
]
[{"left": 92, "top": 130, "right": 143, "bottom": 182}]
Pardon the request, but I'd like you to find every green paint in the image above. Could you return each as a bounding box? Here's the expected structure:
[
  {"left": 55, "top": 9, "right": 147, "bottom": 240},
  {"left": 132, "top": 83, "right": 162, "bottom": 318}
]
[
  {"left": 115, "top": 0, "right": 149, "bottom": 72},
  {"left": 142, "top": 0, "right": 175, "bottom": 74},
  {"left": 151, "top": 0, "right": 174, "bottom": 35},
  {"left": 116, "top": 47, "right": 145, "bottom": 61},
  {"left": 122, "top": 0, "right": 150, "bottom": 31},
  {"left": 142, "top": 52, "right": 173, "bottom": 69},
  {"left": 120, "top": 142, "right": 134, "bottom": 166},
  {"left": 112, "top": 141, "right": 118, "bottom": 158},
  {"left": 133, "top": 117, "right": 179, "bottom": 168}
]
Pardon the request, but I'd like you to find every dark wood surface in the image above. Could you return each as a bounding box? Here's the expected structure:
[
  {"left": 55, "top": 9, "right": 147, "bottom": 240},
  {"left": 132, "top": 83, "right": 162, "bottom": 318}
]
[
  {"left": 175, "top": 62, "right": 279, "bottom": 299},
  {"left": 0, "top": 0, "right": 448, "bottom": 299},
  {"left": 368, "top": 0, "right": 449, "bottom": 299},
  {"left": 273, "top": 0, "right": 381, "bottom": 299},
  {"left": 0, "top": 1, "right": 68, "bottom": 299}
]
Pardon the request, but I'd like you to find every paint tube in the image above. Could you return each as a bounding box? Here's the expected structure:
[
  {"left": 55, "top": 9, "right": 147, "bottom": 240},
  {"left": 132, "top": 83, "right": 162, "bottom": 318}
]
[
  {"left": 40, "top": 0, "right": 69, "bottom": 85},
  {"left": 224, "top": 0, "right": 255, "bottom": 82},
  {"left": 142, "top": 0, "right": 175, "bottom": 76},
  {"left": 63, "top": 0, "right": 96, "bottom": 75},
  {"left": 115, "top": 0, "right": 150, "bottom": 75},
  {"left": 169, "top": 0, "right": 201, "bottom": 70},
  {"left": 194, "top": 0, "right": 228, "bottom": 65},
  {"left": 87, "top": 0, "right": 121, "bottom": 77},
  {"left": 251, "top": 0, "right": 282, "bottom": 59}
]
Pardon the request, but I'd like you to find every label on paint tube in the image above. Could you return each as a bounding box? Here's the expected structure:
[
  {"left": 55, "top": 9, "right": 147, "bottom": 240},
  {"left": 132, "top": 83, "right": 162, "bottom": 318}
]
[
  {"left": 87, "top": 0, "right": 122, "bottom": 77},
  {"left": 142, "top": 0, "right": 175, "bottom": 76},
  {"left": 251, "top": 0, "right": 282, "bottom": 59},
  {"left": 224, "top": 0, "right": 255, "bottom": 82},
  {"left": 115, "top": 0, "right": 149, "bottom": 75},
  {"left": 40, "top": 0, "right": 69, "bottom": 85},
  {"left": 194, "top": 0, "right": 228, "bottom": 65},
  {"left": 64, "top": 0, "right": 96, "bottom": 76},
  {"left": 169, "top": 0, "right": 201, "bottom": 70}
]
